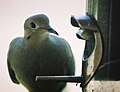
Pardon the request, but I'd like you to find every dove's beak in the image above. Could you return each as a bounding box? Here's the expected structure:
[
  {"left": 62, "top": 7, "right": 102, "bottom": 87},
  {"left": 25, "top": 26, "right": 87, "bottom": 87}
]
[{"left": 48, "top": 27, "right": 59, "bottom": 35}]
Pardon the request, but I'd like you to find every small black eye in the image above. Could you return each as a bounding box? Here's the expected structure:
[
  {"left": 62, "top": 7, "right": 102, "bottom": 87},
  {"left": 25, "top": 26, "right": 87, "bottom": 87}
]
[{"left": 30, "top": 22, "right": 36, "bottom": 28}]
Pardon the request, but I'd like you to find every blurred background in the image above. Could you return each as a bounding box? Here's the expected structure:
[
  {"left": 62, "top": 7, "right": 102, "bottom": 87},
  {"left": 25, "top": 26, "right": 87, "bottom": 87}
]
[{"left": 0, "top": 0, "right": 86, "bottom": 92}]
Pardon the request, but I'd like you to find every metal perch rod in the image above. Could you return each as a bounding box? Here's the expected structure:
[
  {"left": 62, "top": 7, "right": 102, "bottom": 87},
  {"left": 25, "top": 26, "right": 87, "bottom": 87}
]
[{"left": 36, "top": 76, "right": 82, "bottom": 83}]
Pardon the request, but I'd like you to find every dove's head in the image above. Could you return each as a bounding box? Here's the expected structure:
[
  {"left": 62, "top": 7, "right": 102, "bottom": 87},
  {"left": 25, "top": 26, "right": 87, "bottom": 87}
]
[{"left": 24, "top": 14, "right": 58, "bottom": 40}]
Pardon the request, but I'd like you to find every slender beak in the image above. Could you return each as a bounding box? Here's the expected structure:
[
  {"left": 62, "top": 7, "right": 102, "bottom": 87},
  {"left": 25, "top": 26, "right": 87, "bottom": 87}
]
[{"left": 48, "top": 27, "right": 59, "bottom": 35}]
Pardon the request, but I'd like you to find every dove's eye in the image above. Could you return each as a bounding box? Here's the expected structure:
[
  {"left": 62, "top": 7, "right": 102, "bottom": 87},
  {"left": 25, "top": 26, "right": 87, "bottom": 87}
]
[{"left": 30, "top": 22, "right": 36, "bottom": 28}]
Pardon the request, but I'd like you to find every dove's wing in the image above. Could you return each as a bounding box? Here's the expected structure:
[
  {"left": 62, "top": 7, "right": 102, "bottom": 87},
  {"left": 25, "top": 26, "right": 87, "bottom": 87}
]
[
  {"left": 7, "top": 37, "right": 23, "bottom": 84},
  {"left": 49, "top": 34, "right": 75, "bottom": 75},
  {"left": 7, "top": 59, "right": 19, "bottom": 84}
]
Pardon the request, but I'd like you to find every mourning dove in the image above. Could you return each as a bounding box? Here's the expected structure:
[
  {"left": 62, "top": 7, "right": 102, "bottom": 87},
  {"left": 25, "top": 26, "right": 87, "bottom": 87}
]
[{"left": 7, "top": 14, "right": 75, "bottom": 92}]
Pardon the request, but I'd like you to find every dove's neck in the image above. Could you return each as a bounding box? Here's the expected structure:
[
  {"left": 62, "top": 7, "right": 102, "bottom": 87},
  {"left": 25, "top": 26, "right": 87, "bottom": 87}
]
[{"left": 24, "top": 31, "right": 49, "bottom": 46}]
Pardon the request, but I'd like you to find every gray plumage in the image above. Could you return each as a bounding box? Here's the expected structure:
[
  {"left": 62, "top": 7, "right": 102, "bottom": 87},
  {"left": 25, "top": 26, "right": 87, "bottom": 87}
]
[{"left": 7, "top": 14, "right": 75, "bottom": 92}]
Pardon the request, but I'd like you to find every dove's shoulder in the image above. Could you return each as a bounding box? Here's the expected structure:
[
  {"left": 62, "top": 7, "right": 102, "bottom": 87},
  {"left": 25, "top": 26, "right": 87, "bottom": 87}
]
[
  {"left": 48, "top": 33, "right": 73, "bottom": 57},
  {"left": 49, "top": 33, "right": 75, "bottom": 75},
  {"left": 9, "top": 37, "right": 24, "bottom": 49},
  {"left": 49, "top": 33, "right": 68, "bottom": 45},
  {"left": 8, "top": 37, "right": 24, "bottom": 58}
]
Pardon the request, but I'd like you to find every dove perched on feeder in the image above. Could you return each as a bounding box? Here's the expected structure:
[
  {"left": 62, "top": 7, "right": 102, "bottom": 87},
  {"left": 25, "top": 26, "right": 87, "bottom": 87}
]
[{"left": 7, "top": 14, "right": 75, "bottom": 92}]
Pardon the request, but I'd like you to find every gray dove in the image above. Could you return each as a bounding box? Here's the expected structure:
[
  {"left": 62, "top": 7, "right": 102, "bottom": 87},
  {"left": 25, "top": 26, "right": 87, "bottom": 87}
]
[{"left": 7, "top": 14, "right": 75, "bottom": 92}]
